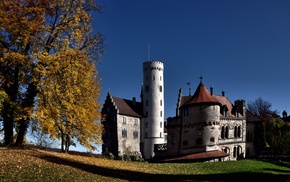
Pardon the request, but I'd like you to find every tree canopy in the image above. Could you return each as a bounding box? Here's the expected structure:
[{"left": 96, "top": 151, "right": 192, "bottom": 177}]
[{"left": 0, "top": 0, "right": 104, "bottom": 151}]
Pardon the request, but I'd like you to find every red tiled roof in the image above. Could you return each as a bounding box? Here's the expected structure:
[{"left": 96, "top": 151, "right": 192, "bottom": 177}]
[
  {"left": 112, "top": 96, "right": 143, "bottom": 118},
  {"left": 183, "top": 82, "right": 221, "bottom": 106},
  {"left": 153, "top": 150, "right": 228, "bottom": 163},
  {"left": 213, "top": 95, "right": 236, "bottom": 117}
]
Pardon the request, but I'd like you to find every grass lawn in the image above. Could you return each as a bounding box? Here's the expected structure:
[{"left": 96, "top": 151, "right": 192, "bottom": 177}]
[{"left": 1, "top": 147, "right": 290, "bottom": 181}]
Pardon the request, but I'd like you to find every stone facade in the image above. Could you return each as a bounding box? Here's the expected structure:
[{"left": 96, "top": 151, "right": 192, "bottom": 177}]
[
  {"left": 165, "top": 82, "right": 247, "bottom": 161},
  {"left": 102, "top": 61, "right": 258, "bottom": 162},
  {"left": 102, "top": 93, "right": 142, "bottom": 157}
]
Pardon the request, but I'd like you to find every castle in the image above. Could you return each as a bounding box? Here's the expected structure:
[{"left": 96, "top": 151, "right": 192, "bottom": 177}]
[{"left": 101, "top": 60, "right": 259, "bottom": 162}]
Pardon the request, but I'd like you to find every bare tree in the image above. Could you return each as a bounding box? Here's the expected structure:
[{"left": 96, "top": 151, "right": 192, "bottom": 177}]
[{"left": 247, "top": 97, "right": 279, "bottom": 121}]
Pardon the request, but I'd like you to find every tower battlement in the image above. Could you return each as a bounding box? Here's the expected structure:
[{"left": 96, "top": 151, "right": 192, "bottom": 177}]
[{"left": 143, "top": 60, "right": 164, "bottom": 72}]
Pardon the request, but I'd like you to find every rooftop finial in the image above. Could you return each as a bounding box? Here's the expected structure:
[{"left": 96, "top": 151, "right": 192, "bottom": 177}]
[
  {"left": 199, "top": 75, "right": 203, "bottom": 83},
  {"left": 148, "top": 44, "right": 150, "bottom": 60},
  {"left": 187, "top": 82, "right": 191, "bottom": 96}
]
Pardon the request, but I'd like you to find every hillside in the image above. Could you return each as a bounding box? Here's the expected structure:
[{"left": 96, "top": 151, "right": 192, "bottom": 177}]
[{"left": 1, "top": 147, "right": 290, "bottom": 181}]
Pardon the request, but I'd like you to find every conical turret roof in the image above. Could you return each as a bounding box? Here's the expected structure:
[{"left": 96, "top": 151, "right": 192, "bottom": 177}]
[{"left": 183, "top": 82, "right": 221, "bottom": 106}]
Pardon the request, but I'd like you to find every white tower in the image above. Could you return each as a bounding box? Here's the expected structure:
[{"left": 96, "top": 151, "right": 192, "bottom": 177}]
[{"left": 141, "top": 60, "right": 164, "bottom": 159}]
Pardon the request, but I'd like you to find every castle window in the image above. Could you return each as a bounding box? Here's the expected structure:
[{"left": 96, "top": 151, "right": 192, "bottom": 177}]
[
  {"left": 146, "top": 122, "right": 148, "bottom": 128},
  {"left": 145, "top": 132, "right": 148, "bottom": 137},
  {"left": 210, "top": 137, "right": 215, "bottom": 142},
  {"left": 222, "top": 147, "right": 230, "bottom": 154},
  {"left": 160, "top": 111, "right": 162, "bottom": 117},
  {"left": 160, "top": 100, "right": 162, "bottom": 106},
  {"left": 234, "top": 147, "right": 236, "bottom": 157},
  {"left": 153, "top": 75, "right": 155, "bottom": 80},
  {"left": 146, "top": 100, "right": 149, "bottom": 106},
  {"left": 160, "top": 121, "right": 162, "bottom": 128},
  {"left": 160, "top": 132, "right": 162, "bottom": 137},
  {"left": 133, "top": 130, "right": 138, "bottom": 139},
  {"left": 123, "top": 117, "right": 126, "bottom": 124},
  {"left": 122, "top": 129, "right": 127, "bottom": 138},
  {"left": 146, "top": 111, "right": 148, "bottom": 117},
  {"left": 234, "top": 125, "right": 241, "bottom": 138},
  {"left": 160, "top": 76, "right": 162, "bottom": 81},
  {"left": 233, "top": 146, "right": 241, "bottom": 158},
  {"left": 225, "top": 126, "right": 229, "bottom": 138},
  {"left": 221, "top": 105, "right": 228, "bottom": 117},
  {"left": 184, "top": 107, "right": 190, "bottom": 116},
  {"left": 234, "top": 126, "right": 237, "bottom": 138},
  {"left": 159, "top": 85, "right": 162, "bottom": 92},
  {"left": 134, "top": 119, "right": 138, "bottom": 126},
  {"left": 145, "top": 85, "right": 149, "bottom": 92},
  {"left": 221, "top": 126, "right": 225, "bottom": 139}
]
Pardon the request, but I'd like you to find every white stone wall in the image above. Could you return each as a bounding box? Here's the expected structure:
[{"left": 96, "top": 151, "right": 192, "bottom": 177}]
[
  {"left": 218, "top": 118, "right": 246, "bottom": 160},
  {"left": 117, "top": 114, "right": 140, "bottom": 156},
  {"left": 179, "top": 104, "right": 220, "bottom": 154}
]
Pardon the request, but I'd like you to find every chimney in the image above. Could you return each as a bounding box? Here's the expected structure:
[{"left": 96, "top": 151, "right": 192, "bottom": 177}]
[
  {"left": 222, "top": 90, "right": 225, "bottom": 96},
  {"left": 210, "top": 85, "right": 213, "bottom": 95},
  {"left": 132, "top": 97, "right": 136, "bottom": 106}
]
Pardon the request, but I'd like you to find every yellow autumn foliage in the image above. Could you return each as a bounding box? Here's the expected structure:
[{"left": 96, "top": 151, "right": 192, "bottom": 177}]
[
  {"left": 0, "top": 0, "right": 104, "bottom": 148},
  {"left": 35, "top": 48, "right": 103, "bottom": 150}
]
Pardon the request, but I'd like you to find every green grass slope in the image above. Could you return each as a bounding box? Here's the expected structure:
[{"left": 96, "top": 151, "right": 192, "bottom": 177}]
[{"left": 1, "top": 148, "right": 290, "bottom": 181}]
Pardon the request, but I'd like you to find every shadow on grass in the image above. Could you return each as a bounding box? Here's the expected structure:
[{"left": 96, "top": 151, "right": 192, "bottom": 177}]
[{"left": 35, "top": 154, "right": 290, "bottom": 181}]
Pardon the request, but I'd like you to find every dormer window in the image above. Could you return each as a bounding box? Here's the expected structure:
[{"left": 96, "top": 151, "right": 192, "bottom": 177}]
[
  {"left": 184, "top": 107, "right": 190, "bottom": 116},
  {"left": 221, "top": 105, "right": 228, "bottom": 117}
]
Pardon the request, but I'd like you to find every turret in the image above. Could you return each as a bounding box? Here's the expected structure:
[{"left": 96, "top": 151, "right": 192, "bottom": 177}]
[{"left": 141, "top": 60, "right": 164, "bottom": 159}]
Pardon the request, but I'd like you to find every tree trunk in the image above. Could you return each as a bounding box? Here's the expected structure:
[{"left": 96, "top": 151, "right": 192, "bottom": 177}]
[
  {"left": 15, "top": 119, "right": 28, "bottom": 146},
  {"left": 15, "top": 82, "right": 37, "bottom": 146},
  {"left": 3, "top": 66, "right": 20, "bottom": 146},
  {"left": 65, "top": 134, "right": 70, "bottom": 153},
  {"left": 3, "top": 102, "right": 14, "bottom": 145},
  {"left": 61, "top": 130, "right": 65, "bottom": 152}
]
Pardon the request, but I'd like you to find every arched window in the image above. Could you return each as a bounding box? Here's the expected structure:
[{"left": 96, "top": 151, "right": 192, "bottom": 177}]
[
  {"left": 233, "top": 147, "right": 237, "bottom": 157},
  {"left": 221, "top": 126, "right": 225, "bottom": 139},
  {"left": 225, "top": 126, "right": 229, "bottom": 138},
  {"left": 122, "top": 129, "right": 127, "bottom": 138},
  {"left": 234, "top": 126, "right": 238, "bottom": 138},
  {"left": 222, "top": 147, "right": 230, "bottom": 154},
  {"left": 234, "top": 125, "right": 241, "bottom": 138},
  {"left": 133, "top": 130, "right": 138, "bottom": 139},
  {"left": 233, "top": 146, "right": 242, "bottom": 158}
]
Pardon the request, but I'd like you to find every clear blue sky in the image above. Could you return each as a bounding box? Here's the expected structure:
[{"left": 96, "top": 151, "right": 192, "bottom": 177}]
[{"left": 94, "top": 0, "right": 290, "bottom": 119}]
